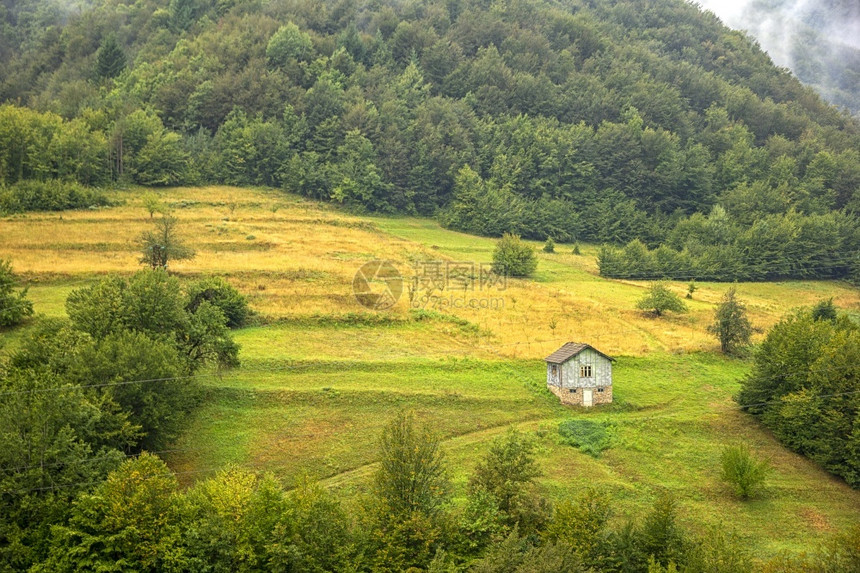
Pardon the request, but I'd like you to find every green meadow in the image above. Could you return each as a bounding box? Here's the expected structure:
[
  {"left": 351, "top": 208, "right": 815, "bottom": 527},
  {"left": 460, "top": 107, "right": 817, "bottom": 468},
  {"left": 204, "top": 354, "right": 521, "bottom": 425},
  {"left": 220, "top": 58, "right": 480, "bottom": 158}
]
[{"left": 2, "top": 186, "right": 858, "bottom": 559}]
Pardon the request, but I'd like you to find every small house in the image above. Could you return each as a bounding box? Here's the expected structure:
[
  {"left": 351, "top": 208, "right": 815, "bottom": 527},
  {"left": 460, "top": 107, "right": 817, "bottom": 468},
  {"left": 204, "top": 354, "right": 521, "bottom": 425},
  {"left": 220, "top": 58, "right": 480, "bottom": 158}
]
[{"left": 545, "top": 342, "right": 614, "bottom": 407}]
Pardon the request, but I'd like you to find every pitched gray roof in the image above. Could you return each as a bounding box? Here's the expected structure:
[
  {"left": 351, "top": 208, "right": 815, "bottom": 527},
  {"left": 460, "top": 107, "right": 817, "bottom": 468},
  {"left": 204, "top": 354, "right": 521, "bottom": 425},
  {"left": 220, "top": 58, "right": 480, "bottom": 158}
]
[{"left": 544, "top": 342, "right": 615, "bottom": 364}]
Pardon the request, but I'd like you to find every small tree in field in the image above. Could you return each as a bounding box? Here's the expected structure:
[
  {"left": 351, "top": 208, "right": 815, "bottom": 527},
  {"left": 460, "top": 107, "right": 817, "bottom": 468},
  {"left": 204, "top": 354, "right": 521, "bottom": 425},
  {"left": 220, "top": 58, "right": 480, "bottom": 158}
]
[
  {"left": 142, "top": 192, "right": 163, "bottom": 218},
  {"left": 686, "top": 281, "right": 697, "bottom": 300},
  {"left": 720, "top": 444, "right": 770, "bottom": 500},
  {"left": 469, "top": 429, "right": 549, "bottom": 534},
  {"left": 138, "top": 213, "right": 195, "bottom": 270},
  {"left": 708, "top": 287, "right": 752, "bottom": 355},
  {"left": 636, "top": 282, "right": 686, "bottom": 317},
  {"left": 0, "top": 259, "right": 33, "bottom": 327},
  {"left": 370, "top": 412, "right": 450, "bottom": 570},
  {"left": 543, "top": 237, "right": 555, "bottom": 253},
  {"left": 492, "top": 233, "right": 537, "bottom": 277},
  {"left": 374, "top": 411, "right": 450, "bottom": 519}
]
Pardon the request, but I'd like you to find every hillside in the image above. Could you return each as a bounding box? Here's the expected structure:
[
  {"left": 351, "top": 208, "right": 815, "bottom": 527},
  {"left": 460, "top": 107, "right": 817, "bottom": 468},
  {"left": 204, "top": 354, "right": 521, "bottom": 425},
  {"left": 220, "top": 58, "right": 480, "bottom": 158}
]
[
  {"left": 2, "top": 186, "right": 859, "bottom": 561},
  {"left": 2, "top": 0, "right": 860, "bottom": 282}
]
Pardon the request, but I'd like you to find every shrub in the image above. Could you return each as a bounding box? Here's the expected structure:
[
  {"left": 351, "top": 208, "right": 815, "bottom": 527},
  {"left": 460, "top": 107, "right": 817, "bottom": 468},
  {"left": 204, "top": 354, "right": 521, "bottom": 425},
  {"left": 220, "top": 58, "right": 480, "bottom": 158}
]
[
  {"left": 492, "top": 233, "right": 538, "bottom": 277},
  {"left": 543, "top": 237, "right": 555, "bottom": 253},
  {"left": 545, "top": 488, "right": 613, "bottom": 567},
  {"left": 720, "top": 444, "right": 770, "bottom": 500},
  {"left": 66, "top": 269, "right": 239, "bottom": 371},
  {"left": 558, "top": 420, "right": 613, "bottom": 457},
  {"left": 685, "top": 281, "right": 697, "bottom": 299},
  {"left": 811, "top": 298, "right": 837, "bottom": 322},
  {"left": 0, "top": 258, "right": 33, "bottom": 327},
  {"left": 0, "top": 180, "right": 109, "bottom": 213},
  {"left": 186, "top": 276, "right": 250, "bottom": 328}
]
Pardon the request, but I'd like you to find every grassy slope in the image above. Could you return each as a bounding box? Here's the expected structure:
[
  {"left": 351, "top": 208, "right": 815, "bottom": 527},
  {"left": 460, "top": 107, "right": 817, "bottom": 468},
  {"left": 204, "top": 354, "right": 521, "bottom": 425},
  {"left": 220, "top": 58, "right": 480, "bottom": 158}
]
[{"left": 1, "top": 186, "right": 858, "bottom": 558}]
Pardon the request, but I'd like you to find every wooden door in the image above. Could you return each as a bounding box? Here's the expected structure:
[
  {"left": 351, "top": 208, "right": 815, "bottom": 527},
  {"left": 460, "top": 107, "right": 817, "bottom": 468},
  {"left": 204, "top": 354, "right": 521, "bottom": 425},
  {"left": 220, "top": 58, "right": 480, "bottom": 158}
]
[{"left": 583, "top": 389, "right": 593, "bottom": 407}]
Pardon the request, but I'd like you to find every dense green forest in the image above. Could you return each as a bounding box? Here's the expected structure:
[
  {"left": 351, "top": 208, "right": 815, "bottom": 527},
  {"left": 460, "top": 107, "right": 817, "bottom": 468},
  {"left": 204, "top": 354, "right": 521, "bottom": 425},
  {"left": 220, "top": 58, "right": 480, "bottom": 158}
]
[{"left": 2, "top": 0, "right": 860, "bottom": 280}]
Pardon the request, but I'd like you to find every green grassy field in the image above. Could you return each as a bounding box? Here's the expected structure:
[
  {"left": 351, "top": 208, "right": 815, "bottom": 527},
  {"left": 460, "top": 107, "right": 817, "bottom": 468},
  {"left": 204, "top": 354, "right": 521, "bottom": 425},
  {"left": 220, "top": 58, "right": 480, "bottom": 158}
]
[{"left": 1, "top": 186, "right": 858, "bottom": 559}]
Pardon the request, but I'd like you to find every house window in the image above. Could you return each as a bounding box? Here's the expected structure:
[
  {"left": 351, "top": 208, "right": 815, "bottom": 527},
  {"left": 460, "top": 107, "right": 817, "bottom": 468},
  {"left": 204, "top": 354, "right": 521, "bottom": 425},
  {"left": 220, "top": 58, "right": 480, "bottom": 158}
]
[
  {"left": 569, "top": 388, "right": 577, "bottom": 393},
  {"left": 551, "top": 365, "right": 558, "bottom": 377},
  {"left": 580, "top": 364, "right": 592, "bottom": 378},
  {"left": 597, "top": 387, "right": 604, "bottom": 393}
]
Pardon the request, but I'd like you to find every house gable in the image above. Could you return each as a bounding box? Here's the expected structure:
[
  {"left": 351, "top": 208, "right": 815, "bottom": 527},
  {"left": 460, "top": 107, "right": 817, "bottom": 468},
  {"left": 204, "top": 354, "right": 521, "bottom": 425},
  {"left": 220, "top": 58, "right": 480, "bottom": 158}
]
[
  {"left": 545, "top": 342, "right": 613, "bottom": 407},
  {"left": 544, "top": 342, "right": 615, "bottom": 365}
]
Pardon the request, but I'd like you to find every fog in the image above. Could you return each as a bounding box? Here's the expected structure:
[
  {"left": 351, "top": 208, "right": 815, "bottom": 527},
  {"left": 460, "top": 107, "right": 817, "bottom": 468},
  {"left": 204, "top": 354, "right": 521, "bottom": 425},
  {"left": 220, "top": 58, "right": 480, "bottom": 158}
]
[
  {"left": 695, "top": 0, "right": 860, "bottom": 67},
  {"left": 695, "top": 0, "right": 860, "bottom": 112}
]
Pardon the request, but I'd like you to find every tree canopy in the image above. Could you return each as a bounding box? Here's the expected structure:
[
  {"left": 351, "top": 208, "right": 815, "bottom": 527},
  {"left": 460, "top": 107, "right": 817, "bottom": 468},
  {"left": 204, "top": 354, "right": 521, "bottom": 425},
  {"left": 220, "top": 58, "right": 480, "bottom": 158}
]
[{"left": 0, "top": 0, "right": 859, "bottom": 281}]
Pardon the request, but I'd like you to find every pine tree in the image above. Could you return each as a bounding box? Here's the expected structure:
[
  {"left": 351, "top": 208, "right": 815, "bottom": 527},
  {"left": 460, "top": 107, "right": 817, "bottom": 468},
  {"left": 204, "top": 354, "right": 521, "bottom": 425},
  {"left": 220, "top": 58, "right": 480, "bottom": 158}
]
[{"left": 95, "top": 35, "right": 126, "bottom": 79}]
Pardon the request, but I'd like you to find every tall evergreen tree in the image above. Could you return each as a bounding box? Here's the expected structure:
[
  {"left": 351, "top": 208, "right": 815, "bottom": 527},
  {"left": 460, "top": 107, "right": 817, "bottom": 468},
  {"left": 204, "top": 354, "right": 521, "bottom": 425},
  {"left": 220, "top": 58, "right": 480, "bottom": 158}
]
[{"left": 95, "top": 35, "right": 126, "bottom": 79}]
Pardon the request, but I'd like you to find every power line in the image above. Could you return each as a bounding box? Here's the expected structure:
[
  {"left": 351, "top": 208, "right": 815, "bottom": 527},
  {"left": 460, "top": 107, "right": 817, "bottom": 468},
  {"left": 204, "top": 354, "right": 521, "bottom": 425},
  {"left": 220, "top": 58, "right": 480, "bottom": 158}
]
[
  {"left": 0, "top": 447, "right": 205, "bottom": 475},
  {"left": 0, "top": 465, "right": 259, "bottom": 497},
  {"left": 0, "top": 374, "right": 203, "bottom": 398}
]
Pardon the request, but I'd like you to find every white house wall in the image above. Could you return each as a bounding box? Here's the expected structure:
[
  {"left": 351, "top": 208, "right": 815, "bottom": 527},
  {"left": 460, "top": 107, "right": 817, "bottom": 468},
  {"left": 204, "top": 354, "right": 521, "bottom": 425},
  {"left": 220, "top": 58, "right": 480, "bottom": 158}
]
[{"left": 559, "top": 348, "right": 612, "bottom": 389}]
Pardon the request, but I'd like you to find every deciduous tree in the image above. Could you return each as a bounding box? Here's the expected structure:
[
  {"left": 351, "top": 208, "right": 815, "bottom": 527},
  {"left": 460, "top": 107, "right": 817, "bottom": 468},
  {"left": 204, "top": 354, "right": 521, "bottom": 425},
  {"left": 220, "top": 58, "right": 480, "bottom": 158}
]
[
  {"left": 492, "top": 233, "right": 538, "bottom": 277},
  {"left": 708, "top": 287, "right": 752, "bottom": 355},
  {"left": 636, "top": 282, "right": 687, "bottom": 317},
  {"left": 138, "top": 214, "right": 196, "bottom": 270}
]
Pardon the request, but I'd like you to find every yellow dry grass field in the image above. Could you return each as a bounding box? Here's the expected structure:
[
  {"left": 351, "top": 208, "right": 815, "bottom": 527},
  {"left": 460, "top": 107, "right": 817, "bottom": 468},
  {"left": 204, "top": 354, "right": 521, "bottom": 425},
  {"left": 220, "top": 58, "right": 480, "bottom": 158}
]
[{"left": 2, "top": 185, "right": 858, "bottom": 359}]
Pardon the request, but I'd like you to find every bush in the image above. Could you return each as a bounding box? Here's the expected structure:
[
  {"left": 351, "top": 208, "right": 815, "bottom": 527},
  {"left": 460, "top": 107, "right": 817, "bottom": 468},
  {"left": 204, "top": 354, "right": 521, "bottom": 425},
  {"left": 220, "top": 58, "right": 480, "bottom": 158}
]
[
  {"left": 811, "top": 298, "right": 837, "bottom": 322},
  {"left": 69, "top": 330, "right": 191, "bottom": 449},
  {"left": 543, "top": 237, "right": 555, "bottom": 253},
  {"left": 720, "top": 444, "right": 770, "bottom": 500},
  {"left": 186, "top": 276, "right": 250, "bottom": 328},
  {"left": 558, "top": 420, "right": 613, "bottom": 457},
  {"left": 0, "top": 258, "right": 33, "bottom": 327},
  {"left": 0, "top": 180, "right": 109, "bottom": 213},
  {"left": 492, "top": 233, "right": 538, "bottom": 277},
  {"left": 66, "top": 269, "right": 239, "bottom": 371}
]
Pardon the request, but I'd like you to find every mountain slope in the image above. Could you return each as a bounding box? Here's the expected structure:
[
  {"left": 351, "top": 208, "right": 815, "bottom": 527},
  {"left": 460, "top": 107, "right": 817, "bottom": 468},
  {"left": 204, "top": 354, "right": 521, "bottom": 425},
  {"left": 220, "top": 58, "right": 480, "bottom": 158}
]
[{"left": 1, "top": 0, "right": 859, "bottom": 278}]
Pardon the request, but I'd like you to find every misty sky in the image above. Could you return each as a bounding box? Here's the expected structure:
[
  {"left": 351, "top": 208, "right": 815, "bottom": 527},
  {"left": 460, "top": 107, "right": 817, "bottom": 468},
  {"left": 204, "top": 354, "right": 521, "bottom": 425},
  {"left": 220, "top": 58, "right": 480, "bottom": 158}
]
[{"left": 695, "top": 0, "right": 860, "bottom": 69}]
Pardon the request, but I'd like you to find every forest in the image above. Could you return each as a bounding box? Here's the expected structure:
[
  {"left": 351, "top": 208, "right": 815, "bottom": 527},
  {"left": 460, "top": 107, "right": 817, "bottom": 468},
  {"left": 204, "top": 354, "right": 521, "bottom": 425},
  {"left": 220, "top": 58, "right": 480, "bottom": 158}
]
[{"left": 2, "top": 0, "right": 860, "bottom": 280}]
